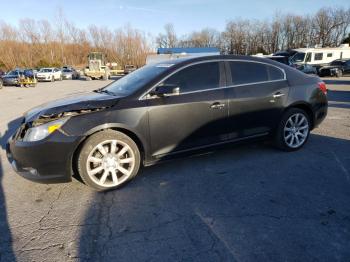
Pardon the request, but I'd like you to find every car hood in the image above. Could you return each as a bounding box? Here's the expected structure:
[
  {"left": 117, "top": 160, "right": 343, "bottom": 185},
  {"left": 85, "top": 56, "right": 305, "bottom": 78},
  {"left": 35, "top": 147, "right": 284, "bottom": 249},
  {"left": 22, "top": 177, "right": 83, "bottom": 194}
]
[{"left": 24, "top": 91, "right": 121, "bottom": 122}]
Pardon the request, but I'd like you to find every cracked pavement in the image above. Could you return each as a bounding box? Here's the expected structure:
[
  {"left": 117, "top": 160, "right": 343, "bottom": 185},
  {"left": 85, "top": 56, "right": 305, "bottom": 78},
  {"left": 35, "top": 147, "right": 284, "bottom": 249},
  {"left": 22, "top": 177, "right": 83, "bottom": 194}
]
[{"left": 0, "top": 77, "right": 350, "bottom": 261}]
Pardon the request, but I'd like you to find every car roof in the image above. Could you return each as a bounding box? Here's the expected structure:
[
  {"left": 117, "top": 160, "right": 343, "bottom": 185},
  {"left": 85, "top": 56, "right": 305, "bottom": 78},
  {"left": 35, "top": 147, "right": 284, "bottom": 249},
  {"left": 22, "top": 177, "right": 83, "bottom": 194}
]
[{"left": 152, "top": 55, "right": 286, "bottom": 69}]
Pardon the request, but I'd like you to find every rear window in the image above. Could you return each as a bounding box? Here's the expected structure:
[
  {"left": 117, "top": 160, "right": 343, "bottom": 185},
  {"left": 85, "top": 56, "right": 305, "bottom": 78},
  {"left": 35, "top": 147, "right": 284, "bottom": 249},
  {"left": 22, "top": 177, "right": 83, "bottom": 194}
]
[{"left": 229, "top": 61, "right": 284, "bottom": 85}]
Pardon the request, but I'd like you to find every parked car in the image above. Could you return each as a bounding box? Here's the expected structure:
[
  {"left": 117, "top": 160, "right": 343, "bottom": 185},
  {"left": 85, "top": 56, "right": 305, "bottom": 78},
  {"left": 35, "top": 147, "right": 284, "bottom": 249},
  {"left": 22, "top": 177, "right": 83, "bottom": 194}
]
[
  {"left": 289, "top": 44, "right": 350, "bottom": 71},
  {"left": 318, "top": 59, "right": 350, "bottom": 77},
  {"left": 1, "top": 70, "right": 22, "bottom": 86},
  {"left": 36, "top": 68, "right": 62, "bottom": 82},
  {"left": 124, "top": 64, "right": 136, "bottom": 74},
  {"left": 62, "top": 68, "right": 80, "bottom": 80},
  {"left": 292, "top": 64, "right": 318, "bottom": 75},
  {"left": 267, "top": 55, "right": 290, "bottom": 65},
  {"left": 6, "top": 55, "right": 328, "bottom": 191},
  {"left": 264, "top": 55, "right": 317, "bottom": 75}
]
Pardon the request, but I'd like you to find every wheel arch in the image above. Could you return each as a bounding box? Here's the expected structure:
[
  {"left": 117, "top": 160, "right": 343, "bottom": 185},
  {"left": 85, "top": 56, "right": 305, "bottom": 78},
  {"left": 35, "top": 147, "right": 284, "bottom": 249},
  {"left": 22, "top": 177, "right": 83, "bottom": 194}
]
[
  {"left": 70, "top": 124, "right": 146, "bottom": 179},
  {"left": 284, "top": 102, "right": 315, "bottom": 129}
]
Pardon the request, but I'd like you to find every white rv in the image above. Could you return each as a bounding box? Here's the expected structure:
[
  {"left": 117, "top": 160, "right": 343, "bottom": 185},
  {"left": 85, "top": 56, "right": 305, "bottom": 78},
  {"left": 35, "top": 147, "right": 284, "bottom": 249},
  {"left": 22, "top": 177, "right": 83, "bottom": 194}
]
[{"left": 290, "top": 44, "right": 350, "bottom": 68}]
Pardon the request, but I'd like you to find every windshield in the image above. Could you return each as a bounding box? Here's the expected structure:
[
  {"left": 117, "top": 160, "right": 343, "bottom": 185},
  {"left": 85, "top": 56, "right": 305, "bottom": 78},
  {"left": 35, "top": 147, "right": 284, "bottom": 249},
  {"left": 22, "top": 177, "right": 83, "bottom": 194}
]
[
  {"left": 63, "top": 69, "right": 72, "bottom": 72},
  {"left": 40, "top": 68, "right": 53, "bottom": 72},
  {"left": 330, "top": 60, "right": 346, "bottom": 66},
  {"left": 103, "top": 64, "right": 170, "bottom": 96},
  {"left": 7, "top": 70, "right": 19, "bottom": 76},
  {"left": 290, "top": 52, "right": 305, "bottom": 63}
]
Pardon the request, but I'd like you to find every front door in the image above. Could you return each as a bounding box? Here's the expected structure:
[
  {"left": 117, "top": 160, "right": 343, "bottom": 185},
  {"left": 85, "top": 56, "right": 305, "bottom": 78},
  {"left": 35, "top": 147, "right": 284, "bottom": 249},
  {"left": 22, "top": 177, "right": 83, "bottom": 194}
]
[{"left": 145, "top": 61, "right": 228, "bottom": 158}]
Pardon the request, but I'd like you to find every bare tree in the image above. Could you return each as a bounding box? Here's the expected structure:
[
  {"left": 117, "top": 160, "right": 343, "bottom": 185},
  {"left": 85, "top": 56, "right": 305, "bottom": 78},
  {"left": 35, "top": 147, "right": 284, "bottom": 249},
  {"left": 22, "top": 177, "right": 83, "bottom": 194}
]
[{"left": 156, "top": 23, "right": 178, "bottom": 48}]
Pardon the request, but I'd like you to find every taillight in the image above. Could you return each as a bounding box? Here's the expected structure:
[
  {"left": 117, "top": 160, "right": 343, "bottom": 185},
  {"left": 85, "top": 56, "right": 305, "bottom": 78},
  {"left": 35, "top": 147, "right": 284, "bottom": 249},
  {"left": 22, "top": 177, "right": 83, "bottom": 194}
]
[{"left": 318, "top": 82, "right": 327, "bottom": 95}]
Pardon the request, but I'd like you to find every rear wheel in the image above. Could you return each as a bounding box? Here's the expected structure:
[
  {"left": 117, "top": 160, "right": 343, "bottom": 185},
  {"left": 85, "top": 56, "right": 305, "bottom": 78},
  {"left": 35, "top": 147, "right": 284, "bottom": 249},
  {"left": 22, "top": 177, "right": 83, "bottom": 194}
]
[
  {"left": 77, "top": 130, "right": 141, "bottom": 191},
  {"left": 336, "top": 70, "right": 343, "bottom": 78},
  {"left": 274, "top": 108, "right": 310, "bottom": 151}
]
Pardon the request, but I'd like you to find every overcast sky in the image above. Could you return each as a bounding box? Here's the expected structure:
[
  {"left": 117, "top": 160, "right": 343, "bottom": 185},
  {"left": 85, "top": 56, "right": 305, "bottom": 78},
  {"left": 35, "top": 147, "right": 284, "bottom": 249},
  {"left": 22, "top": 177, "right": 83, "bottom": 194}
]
[{"left": 1, "top": 0, "right": 349, "bottom": 36}]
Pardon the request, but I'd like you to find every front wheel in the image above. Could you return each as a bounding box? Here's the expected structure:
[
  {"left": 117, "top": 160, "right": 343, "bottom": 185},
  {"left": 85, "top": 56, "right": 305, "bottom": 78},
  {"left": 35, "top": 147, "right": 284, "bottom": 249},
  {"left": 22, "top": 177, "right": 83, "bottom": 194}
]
[
  {"left": 274, "top": 108, "right": 310, "bottom": 151},
  {"left": 77, "top": 130, "right": 141, "bottom": 191}
]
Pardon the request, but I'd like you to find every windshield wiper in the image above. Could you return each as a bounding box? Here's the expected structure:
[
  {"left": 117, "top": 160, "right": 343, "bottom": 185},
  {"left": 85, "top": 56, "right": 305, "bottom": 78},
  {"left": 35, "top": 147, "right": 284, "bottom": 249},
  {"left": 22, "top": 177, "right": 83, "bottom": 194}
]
[{"left": 93, "top": 88, "right": 116, "bottom": 96}]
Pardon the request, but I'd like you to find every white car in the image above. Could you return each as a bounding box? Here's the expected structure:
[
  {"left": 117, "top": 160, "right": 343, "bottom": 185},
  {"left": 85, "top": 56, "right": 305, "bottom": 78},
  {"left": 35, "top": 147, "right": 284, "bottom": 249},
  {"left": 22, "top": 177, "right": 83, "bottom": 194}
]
[{"left": 36, "top": 68, "right": 62, "bottom": 82}]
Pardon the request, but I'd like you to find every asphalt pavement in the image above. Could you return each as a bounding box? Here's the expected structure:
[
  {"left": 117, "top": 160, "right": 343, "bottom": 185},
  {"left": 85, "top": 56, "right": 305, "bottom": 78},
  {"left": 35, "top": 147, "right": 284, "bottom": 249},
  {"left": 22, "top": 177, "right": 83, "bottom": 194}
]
[{"left": 0, "top": 77, "right": 349, "bottom": 262}]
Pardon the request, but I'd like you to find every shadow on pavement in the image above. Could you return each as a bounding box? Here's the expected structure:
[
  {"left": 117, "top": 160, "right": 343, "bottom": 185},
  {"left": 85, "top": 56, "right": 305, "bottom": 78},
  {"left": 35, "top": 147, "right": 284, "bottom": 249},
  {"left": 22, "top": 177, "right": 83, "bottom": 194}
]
[
  {"left": 324, "top": 79, "right": 350, "bottom": 85},
  {"left": 0, "top": 117, "right": 23, "bottom": 261},
  {"left": 0, "top": 157, "right": 16, "bottom": 261},
  {"left": 0, "top": 117, "right": 22, "bottom": 150},
  {"left": 327, "top": 89, "right": 350, "bottom": 109},
  {"left": 327, "top": 90, "right": 350, "bottom": 103},
  {"left": 78, "top": 133, "right": 350, "bottom": 261}
]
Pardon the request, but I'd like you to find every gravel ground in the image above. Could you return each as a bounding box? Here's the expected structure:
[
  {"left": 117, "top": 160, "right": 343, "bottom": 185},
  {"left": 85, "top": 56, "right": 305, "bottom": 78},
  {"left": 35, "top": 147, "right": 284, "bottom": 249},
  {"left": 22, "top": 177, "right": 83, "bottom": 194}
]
[{"left": 0, "top": 77, "right": 349, "bottom": 262}]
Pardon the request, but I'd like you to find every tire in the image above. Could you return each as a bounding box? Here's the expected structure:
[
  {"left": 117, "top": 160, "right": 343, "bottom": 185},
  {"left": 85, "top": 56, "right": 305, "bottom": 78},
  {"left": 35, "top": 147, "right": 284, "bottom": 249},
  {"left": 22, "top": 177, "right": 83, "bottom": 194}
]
[
  {"left": 77, "top": 130, "right": 141, "bottom": 191},
  {"left": 274, "top": 108, "right": 310, "bottom": 151},
  {"left": 336, "top": 70, "right": 343, "bottom": 78}
]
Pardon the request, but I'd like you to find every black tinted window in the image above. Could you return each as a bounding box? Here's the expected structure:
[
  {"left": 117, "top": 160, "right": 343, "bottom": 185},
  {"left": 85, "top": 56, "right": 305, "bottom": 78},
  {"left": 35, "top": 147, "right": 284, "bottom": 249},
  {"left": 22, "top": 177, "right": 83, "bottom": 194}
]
[
  {"left": 162, "top": 62, "right": 220, "bottom": 93},
  {"left": 268, "top": 66, "right": 284, "bottom": 80},
  {"left": 230, "top": 61, "right": 284, "bottom": 85},
  {"left": 230, "top": 61, "right": 269, "bottom": 85}
]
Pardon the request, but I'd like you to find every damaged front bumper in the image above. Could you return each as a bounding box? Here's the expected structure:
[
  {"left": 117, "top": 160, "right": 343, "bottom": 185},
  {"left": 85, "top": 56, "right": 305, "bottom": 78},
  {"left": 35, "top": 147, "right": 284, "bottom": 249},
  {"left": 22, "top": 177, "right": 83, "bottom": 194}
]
[{"left": 6, "top": 124, "right": 82, "bottom": 183}]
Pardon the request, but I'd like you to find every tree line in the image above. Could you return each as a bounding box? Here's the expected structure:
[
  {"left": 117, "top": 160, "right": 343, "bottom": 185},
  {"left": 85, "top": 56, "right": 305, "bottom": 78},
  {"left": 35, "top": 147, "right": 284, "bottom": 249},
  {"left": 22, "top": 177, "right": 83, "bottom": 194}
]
[
  {"left": 0, "top": 6, "right": 349, "bottom": 71},
  {"left": 0, "top": 16, "right": 151, "bottom": 70},
  {"left": 157, "top": 7, "right": 350, "bottom": 55}
]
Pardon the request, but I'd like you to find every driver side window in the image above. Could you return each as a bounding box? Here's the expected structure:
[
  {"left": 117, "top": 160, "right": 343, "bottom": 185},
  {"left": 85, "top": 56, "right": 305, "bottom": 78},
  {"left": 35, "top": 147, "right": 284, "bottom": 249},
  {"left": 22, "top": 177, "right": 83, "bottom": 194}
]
[{"left": 158, "top": 62, "right": 221, "bottom": 94}]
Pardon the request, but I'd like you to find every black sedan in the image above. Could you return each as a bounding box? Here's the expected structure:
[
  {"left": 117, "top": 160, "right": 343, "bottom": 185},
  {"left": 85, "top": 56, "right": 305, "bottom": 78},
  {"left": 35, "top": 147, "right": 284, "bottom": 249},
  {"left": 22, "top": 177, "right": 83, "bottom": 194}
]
[
  {"left": 319, "top": 59, "right": 350, "bottom": 77},
  {"left": 7, "top": 55, "right": 328, "bottom": 191}
]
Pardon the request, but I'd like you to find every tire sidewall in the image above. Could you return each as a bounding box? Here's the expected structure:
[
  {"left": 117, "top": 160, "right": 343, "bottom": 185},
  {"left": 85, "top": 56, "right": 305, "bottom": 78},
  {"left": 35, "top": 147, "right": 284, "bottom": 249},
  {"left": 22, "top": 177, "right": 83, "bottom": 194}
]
[{"left": 77, "top": 130, "right": 141, "bottom": 191}]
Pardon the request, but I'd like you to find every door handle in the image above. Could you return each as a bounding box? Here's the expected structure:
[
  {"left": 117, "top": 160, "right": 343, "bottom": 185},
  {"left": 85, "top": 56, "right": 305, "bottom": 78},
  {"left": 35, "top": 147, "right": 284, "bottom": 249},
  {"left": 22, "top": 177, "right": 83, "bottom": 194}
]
[
  {"left": 210, "top": 102, "right": 225, "bottom": 109},
  {"left": 273, "top": 92, "right": 285, "bottom": 98}
]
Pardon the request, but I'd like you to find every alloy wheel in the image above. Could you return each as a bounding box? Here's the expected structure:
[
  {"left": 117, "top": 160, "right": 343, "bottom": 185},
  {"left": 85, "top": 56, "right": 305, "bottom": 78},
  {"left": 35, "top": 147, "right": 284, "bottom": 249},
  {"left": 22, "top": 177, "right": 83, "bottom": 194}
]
[
  {"left": 283, "top": 113, "right": 309, "bottom": 148},
  {"left": 86, "top": 139, "right": 135, "bottom": 187}
]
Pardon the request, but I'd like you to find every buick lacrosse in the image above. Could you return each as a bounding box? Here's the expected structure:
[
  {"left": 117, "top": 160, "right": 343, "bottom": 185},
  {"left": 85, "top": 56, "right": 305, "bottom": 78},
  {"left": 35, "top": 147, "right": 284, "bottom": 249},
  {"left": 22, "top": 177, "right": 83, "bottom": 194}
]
[{"left": 6, "top": 55, "right": 328, "bottom": 190}]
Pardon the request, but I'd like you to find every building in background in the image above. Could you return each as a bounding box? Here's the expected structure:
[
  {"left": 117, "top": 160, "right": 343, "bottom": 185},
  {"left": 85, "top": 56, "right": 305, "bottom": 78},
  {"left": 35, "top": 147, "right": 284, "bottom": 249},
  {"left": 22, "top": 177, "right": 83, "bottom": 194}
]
[{"left": 146, "top": 47, "right": 220, "bottom": 64}]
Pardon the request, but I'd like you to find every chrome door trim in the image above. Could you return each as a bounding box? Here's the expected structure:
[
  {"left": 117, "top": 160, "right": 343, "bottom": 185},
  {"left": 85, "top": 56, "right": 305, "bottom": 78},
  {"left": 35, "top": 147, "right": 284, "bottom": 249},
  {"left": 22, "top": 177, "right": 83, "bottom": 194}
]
[{"left": 139, "top": 59, "right": 287, "bottom": 100}]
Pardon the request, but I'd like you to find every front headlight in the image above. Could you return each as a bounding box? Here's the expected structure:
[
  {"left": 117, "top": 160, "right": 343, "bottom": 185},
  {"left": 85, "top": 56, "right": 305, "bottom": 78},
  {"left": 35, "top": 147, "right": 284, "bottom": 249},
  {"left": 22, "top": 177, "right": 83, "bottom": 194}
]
[{"left": 23, "top": 117, "right": 69, "bottom": 142}]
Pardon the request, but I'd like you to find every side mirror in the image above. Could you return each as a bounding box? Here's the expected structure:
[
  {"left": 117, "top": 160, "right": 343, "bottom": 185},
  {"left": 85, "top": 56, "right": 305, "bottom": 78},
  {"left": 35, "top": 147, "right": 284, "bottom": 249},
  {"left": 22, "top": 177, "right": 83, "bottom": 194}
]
[{"left": 151, "top": 84, "right": 180, "bottom": 97}]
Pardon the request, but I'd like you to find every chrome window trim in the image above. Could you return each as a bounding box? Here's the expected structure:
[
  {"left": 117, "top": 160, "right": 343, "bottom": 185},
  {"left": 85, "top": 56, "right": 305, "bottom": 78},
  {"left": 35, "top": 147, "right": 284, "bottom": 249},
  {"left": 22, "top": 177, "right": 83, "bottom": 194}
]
[{"left": 139, "top": 59, "right": 286, "bottom": 100}]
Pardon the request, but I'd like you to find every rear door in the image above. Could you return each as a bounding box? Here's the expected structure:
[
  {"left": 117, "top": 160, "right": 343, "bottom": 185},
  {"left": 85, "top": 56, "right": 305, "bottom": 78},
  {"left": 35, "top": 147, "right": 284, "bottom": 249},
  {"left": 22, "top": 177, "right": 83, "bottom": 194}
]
[
  {"left": 225, "top": 60, "right": 289, "bottom": 139},
  {"left": 145, "top": 61, "right": 228, "bottom": 157}
]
